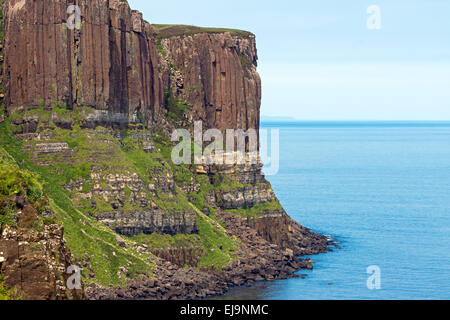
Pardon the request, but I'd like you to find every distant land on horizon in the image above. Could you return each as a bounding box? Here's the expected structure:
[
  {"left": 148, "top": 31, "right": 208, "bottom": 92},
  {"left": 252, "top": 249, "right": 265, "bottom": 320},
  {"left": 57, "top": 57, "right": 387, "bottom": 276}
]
[{"left": 260, "top": 117, "right": 450, "bottom": 123}]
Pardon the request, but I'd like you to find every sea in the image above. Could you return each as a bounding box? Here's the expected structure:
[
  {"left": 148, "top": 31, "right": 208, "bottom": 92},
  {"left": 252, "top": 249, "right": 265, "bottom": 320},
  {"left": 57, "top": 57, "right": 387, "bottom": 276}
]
[{"left": 221, "top": 121, "right": 450, "bottom": 300}]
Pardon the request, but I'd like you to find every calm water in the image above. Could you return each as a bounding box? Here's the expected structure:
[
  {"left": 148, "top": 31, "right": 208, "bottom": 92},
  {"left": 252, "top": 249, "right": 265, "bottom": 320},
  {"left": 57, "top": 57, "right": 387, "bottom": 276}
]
[{"left": 222, "top": 121, "right": 450, "bottom": 300}]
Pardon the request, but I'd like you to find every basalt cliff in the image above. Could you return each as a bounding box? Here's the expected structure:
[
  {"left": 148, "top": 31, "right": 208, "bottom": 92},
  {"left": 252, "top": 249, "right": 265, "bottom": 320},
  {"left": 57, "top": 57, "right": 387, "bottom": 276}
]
[{"left": 0, "top": 0, "right": 329, "bottom": 300}]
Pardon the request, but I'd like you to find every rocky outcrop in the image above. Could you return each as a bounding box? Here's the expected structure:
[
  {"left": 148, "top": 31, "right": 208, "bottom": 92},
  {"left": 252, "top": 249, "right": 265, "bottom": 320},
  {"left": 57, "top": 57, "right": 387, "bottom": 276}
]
[
  {"left": 3, "top": 0, "right": 163, "bottom": 123},
  {"left": 96, "top": 209, "right": 198, "bottom": 237},
  {"left": 248, "top": 212, "right": 330, "bottom": 256},
  {"left": 218, "top": 183, "right": 277, "bottom": 209},
  {"left": 66, "top": 168, "right": 198, "bottom": 237},
  {"left": 0, "top": 224, "right": 83, "bottom": 300},
  {"left": 0, "top": 156, "right": 83, "bottom": 300},
  {"left": 33, "top": 142, "right": 69, "bottom": 155},
  {"left": 151, "top": 247, "right": 204, "bottom": 268},
  {"left": 200, "top": 157, "right": 304, "bottom": 249}
]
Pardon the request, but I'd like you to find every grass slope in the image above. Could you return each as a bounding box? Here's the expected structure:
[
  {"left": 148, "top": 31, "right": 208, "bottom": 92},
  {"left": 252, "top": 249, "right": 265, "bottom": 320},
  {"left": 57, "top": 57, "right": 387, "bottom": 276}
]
[
  {"left": 0, "top": 120, "right": 155, "bottom": 287},
  {"left": 0, "top": 110, "right": 244, "bottom": 284}
]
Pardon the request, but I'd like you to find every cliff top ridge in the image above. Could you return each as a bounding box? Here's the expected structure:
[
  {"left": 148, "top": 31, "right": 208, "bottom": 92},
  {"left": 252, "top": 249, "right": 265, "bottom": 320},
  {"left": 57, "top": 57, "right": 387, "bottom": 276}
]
[{"left": 152, "top": 24, "right": 254, "bottom": 39}]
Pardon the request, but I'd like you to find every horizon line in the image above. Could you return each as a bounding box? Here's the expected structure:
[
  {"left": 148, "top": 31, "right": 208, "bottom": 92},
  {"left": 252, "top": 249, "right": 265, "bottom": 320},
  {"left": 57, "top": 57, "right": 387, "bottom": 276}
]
[{"left": 260, "top": 119, "right": 450, "bottom": 122}]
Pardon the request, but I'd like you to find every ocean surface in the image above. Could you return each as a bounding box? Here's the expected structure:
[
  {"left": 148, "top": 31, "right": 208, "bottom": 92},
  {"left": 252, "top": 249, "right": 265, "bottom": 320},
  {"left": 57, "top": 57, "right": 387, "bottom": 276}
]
[{"left": 221, "top": 121, "right": 450, "bottom": 300}]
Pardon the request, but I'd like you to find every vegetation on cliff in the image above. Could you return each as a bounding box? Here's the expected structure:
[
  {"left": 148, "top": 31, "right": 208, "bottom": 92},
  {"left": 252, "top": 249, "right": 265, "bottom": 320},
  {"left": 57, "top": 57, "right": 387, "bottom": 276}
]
[
  {"left": 0, "top": 105, "right": 262, "bottom": 285},
  {"left": 0, "top": 119, "right": 156, "bottom": 287},
  {"left": 0, "top": 275, "right": 19, "bottom": 300},
  {"left": 152, "top": 24, "right": 254, "bottom": 39}
]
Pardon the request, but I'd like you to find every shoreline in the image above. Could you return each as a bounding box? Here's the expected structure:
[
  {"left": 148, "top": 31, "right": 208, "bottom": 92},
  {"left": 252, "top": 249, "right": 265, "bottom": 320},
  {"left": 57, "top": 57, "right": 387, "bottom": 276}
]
[{"left": 86, "top": 212, "right": 332, "bottom": 300}]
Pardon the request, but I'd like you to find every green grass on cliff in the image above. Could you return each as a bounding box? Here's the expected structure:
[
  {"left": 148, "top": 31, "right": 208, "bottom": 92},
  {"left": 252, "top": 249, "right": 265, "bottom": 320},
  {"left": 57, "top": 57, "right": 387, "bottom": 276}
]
[
  {"left": 225, "top": 200, "right": 284, "bottom": 219},
  {"left": 0, "top": 108, "right": 243, "bottom": 285},
  {"left": 153, "top": 24, "right": 254, "bottom": 39},
  {"left": 131, "top": 232, "right": 202, "bottom": 250},
  {"left": 0, "top": 275, "right": 20, "bottom": 300},
  {"left": 195, "top": 211, "right": 238, "bottom": 269},
  {"left": 0, "top": 119, "right": 156, "bottom": 287},
  {"left": 0, "top": 148, "right": 46, "bottom": 228}
]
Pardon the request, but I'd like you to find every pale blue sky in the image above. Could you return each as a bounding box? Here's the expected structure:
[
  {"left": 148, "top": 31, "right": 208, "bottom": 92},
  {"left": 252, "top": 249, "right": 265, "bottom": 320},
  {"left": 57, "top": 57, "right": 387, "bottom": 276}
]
[{"left": 129, "top": 0, "right": 450, "bottom": 120}]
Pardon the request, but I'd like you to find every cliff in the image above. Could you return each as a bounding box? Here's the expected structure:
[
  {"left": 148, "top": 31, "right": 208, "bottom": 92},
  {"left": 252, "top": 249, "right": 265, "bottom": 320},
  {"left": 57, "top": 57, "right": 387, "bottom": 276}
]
[
  {"left": 3, "top": 0, "right": 261, "bottom": 134},
  {"left": 0, "top": 0, "right": 329, "bottom": 300},
  {"left": 155, "top": 25, "right": 261, "bottom": 133},
  {"left": 3, "top": 0, "right": 163, "bottom": 123}
]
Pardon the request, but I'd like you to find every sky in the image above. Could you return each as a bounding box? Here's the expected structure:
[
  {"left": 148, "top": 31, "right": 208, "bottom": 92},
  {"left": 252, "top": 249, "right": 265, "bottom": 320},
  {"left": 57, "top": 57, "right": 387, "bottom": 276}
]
[{"left": 128, "top": 0, "right": 450, "bottom": 120}]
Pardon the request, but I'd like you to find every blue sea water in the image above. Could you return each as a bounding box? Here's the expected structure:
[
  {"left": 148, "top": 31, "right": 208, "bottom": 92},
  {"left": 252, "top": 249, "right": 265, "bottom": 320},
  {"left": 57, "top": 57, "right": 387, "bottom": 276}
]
[{"left": 222, "top": 121, "right": 450, "bottom": 300}]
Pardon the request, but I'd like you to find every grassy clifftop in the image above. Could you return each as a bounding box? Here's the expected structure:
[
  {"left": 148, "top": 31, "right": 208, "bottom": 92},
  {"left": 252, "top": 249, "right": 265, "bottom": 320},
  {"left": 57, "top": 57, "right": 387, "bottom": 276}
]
[{"left": 152, "top": 24, "right": 254, "bottom": 39}]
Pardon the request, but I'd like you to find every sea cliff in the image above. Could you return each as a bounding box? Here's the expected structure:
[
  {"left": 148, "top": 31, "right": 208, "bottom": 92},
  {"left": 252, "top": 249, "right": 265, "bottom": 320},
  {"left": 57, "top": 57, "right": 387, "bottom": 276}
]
[{"left": 0, "top": 0, "right": 329, "bottom": 300}]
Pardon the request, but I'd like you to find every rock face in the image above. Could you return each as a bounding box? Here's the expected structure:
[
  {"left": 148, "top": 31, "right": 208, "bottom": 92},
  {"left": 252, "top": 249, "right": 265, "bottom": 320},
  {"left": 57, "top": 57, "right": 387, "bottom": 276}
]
[
  {"left": 85, "top": 212, "right": 323, "bottom": 300},
  {"left": 249, "top": 212, "right": 329, "bottom": 256},
  {"left": 0, "top": 224, "right": 83, "bottom": 300},
  {"left": 96, "top": 209, "right": 198, "bottom": 237},
  {"left": 3, "top": 0, "right": 163, "bottom": 122},
  {"left": 65, "top": 166, "right": 198, "bottom": 237},
  {"left": 2, "top": 0, "right": 260, "bottom": 134},
  {"left": 33, "top": 143, "right": 69, "bottom": 155},
  {"left": 158, "top": 31, "right": 261, "bottom": 133},
  {"left": 219, "top": 182, "right": 277, "bottom": 209}
]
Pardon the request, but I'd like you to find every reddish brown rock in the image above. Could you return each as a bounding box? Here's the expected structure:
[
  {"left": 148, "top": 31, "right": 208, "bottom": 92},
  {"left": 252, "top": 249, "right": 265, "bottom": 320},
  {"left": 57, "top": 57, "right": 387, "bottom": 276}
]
[
  {"left": 3, "top": 0, "right": 163, "bottom": 122},
  {"left": 248, "top": 212, "right": 329, "bottom": 255},
  {"left": 158, "top": 32, "right": 261, "bottom": 134},
  {"left": 0, "top": 224, "right": 84, "bottom": 300},
  {"left": 3, "top": 0, "right": 261, "bottom": 134}
]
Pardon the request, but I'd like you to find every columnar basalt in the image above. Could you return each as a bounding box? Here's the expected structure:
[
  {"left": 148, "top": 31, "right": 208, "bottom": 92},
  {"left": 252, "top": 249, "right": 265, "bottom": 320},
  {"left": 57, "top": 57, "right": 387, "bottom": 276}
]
[
  {"left": 157, "top": 29, "right": 261, "bottom": 134},
  {"left": 3, "top": 0, "right": 163, "bottom": 123}
]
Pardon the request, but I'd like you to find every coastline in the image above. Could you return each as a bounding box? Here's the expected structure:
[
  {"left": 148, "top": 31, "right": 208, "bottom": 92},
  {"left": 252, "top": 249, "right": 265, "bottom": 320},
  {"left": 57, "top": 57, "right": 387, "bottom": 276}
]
[{"left": 86, "top": 212, "right": 331, "bottom": 300}]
